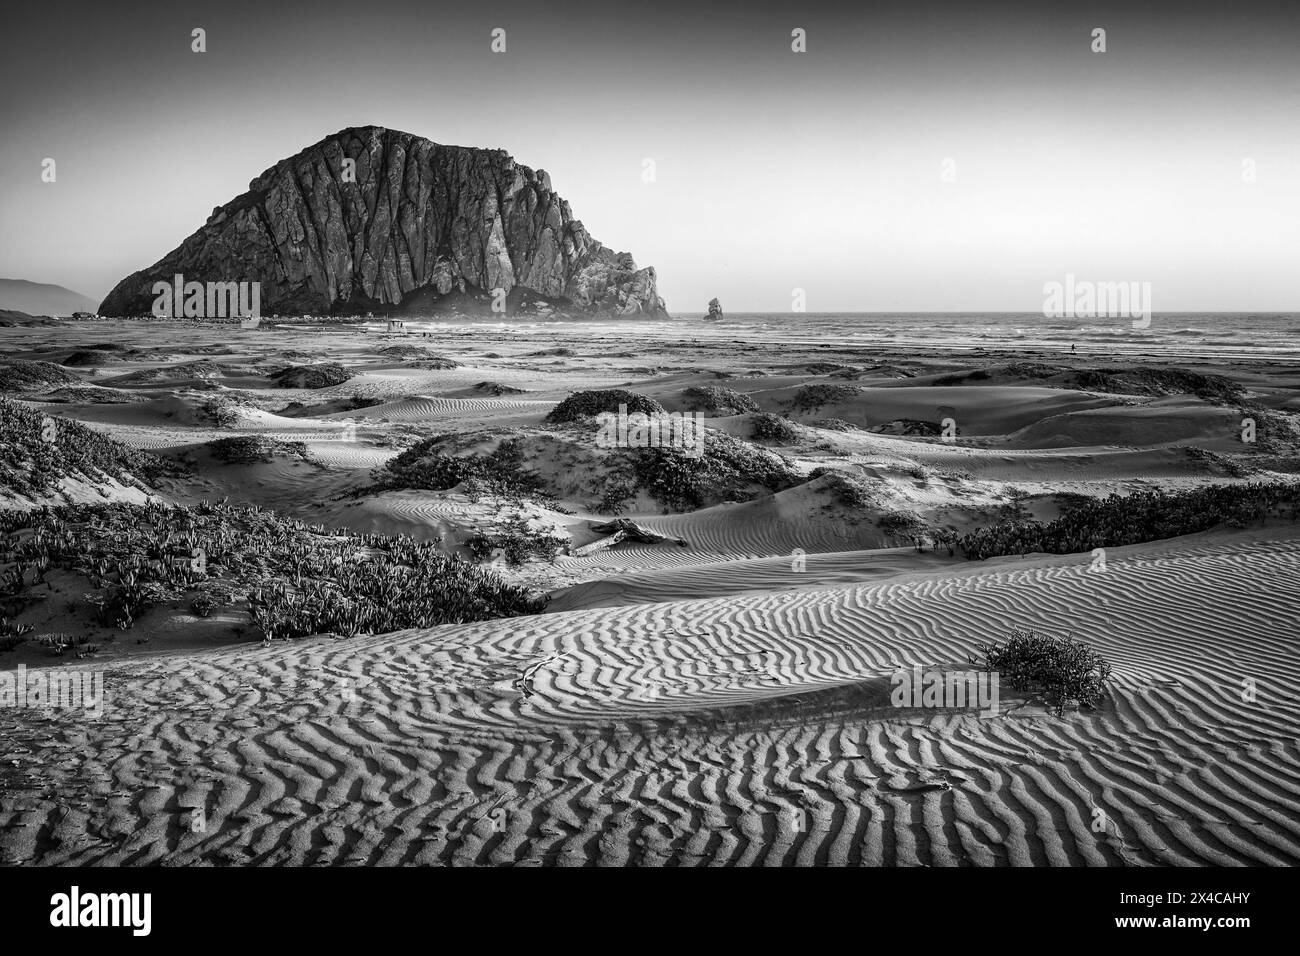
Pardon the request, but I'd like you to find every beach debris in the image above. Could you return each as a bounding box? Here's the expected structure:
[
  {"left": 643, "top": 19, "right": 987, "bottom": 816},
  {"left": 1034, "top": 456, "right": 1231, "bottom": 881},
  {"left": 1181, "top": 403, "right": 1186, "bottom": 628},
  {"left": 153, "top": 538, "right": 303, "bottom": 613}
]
[
  {"left": 572, "top": 530, "right": 627, "bottom": 556},
  {"left": 584, "top": 519, "right": 688, "bottom": 550},
  {"left": 514, "top": 654, "right": 562, "bottom": 699}
]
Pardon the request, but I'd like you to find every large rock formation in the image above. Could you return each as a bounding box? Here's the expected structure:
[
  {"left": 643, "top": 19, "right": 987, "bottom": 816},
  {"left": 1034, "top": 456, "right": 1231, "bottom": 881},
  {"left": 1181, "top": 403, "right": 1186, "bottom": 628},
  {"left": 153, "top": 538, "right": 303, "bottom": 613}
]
[{"left": 99, "top": 126, "right": 668, "bottom": 318}]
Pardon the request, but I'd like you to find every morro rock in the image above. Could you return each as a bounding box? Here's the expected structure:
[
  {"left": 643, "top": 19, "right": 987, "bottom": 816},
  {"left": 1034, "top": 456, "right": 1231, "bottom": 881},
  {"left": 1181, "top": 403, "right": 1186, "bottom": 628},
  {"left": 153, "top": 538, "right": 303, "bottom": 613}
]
[{"left": 99, "top": 126, "right": 669, "bottom": 318}]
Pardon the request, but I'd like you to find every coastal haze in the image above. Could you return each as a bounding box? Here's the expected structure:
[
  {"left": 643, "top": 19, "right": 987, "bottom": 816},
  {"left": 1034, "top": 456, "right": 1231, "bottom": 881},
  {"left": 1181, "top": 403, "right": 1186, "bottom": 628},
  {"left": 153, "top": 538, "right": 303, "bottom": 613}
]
[{"left": 0, "top": 0, "right": 1298, "bottom": 878}]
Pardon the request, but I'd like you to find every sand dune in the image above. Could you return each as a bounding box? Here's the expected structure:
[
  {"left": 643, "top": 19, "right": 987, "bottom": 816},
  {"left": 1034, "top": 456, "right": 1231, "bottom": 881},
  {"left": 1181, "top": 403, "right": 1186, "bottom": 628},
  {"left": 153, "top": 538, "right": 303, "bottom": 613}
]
[
  {"left": 806, "top": 426, "right": 1233, "bottom": 483},
  {"left": 324, "top": 394, "right": 552, "bottom": 425},
  {"left": 2, "top": 532, "right": 1296, "bottom": 866},
  {"left": 314, "top": 490, "right": 496, "bottom": 542},
  {"left": 789, "top": 385, "right": 1117, "bottom": 433},
  {"left": 1006, "top": 398, "right": 1245, "bottom": 450},
  {"left": 2, "top": 317, "right": 1298, "bottom": 867},
  {"left": 549, "top": 546, "right": 949, "bottom": 611}
]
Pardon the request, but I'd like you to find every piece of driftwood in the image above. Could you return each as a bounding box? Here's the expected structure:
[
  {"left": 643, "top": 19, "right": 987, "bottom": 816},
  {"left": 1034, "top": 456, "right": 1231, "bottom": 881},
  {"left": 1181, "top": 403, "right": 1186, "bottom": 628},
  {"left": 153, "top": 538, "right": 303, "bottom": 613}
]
[
  {"left": 572, "top": 530, "right": 627, "bottom": 556},
  {"left": 587, "top": 518, "right": 688, "bottom": 547}
]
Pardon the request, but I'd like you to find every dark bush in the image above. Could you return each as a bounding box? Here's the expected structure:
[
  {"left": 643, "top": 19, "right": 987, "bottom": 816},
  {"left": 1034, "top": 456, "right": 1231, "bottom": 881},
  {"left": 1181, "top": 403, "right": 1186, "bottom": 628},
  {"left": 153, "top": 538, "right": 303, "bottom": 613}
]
[
  {"left": 0, "top": 397, "right": 181, "bottom": 498},
  {"left": 372, "top": 437, "right": 546, "bottom": 501},
  {"left": 814, "top": 470, "right": 876, "bottom": 508},
  {"left": 199, "top": 397, "right": 241, "bottom": 428},
  {"left": 810, "top": 418, "right": 859, "bottom": 431},
  {"left": 1068, "top": 368, "right": 1243, "bottom": 402},
  {"left": 272, "top": 363, "right": 353, "bottom": 389},
  {"left": 632, "top": 432, "right": 800, "bottom": 510},
  {"left": 0, "top": 361, "right": 83, "bottom": 391},
  {"left": 207, "top": 436, "right": 307, "bottom": 464},
  {"left": 751, "top": 412, "right": 801, "bottom": 443},
  {"left": 475, "top": 381, "right": 527, "bottom": 396},
  {"left": 789, "top": 384, "right": 861, "bottom": 414},
  {"left": 546, "top": 389, "right": 665, "bottom": 423},
  {"left": 682, "top": 385, "right": 759, "bottom": 415},
  {"left": 598, "top": 477, "right": 638, "bottom": 515},
  {"left": 869, "top": 419, "right": 942, "bottom": 436},
  {"left": 1004, "top": 363, "right": 1061, "bottom": 379},
  {"left": 973, "top": 626, "right": 1111, "bottom": 715},
  {"left": 958, "top": 482, "right": 1300, "bottom": 560},
  {"left": 465, "top": 516, "right": 569, "bottom": 566},
  {"left": 879, "top": 511, "right": 926, "bottom": 537},
  {"left": 0, "top": 500, "right": 548, "bottom": 642},
  {"left": 62, "top": 350, "right": 118, "bottom": 367}
]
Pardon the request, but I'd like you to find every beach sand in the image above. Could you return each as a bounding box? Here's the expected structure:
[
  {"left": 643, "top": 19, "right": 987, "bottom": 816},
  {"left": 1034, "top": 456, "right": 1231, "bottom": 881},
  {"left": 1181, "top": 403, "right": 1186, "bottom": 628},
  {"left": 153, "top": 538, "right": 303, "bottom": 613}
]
[{"left": 1, "top": 317, "right": 1297, "bottom": 865}]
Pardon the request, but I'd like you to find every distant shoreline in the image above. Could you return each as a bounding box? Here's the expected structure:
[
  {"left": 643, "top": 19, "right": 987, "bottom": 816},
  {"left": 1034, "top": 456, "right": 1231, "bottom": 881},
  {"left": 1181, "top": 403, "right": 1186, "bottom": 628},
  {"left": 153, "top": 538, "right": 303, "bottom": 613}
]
[{"left": 2, "top": 314, "right": 1296, "bottom": 365}]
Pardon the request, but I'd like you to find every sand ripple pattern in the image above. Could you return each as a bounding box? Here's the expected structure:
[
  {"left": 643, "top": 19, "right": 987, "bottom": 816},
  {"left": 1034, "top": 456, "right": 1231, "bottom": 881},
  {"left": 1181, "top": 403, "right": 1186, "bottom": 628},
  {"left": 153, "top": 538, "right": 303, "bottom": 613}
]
[
  {"left": 329, "top": 395, "right": 551, "bottom": 427},
  {"left": 2, "top": 537, "right": 1297, "bottom": 866}
]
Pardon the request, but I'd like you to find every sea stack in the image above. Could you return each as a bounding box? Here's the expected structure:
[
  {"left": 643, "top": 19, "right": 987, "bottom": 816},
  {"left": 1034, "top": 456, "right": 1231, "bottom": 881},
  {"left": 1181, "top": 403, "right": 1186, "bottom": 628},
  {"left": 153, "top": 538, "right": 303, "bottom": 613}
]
[
  {"left": 98, "top": 126, "right": 669, "bottom": 319},
  {"left": 705, "top": 298, "right": 724, "bottom": 320}
]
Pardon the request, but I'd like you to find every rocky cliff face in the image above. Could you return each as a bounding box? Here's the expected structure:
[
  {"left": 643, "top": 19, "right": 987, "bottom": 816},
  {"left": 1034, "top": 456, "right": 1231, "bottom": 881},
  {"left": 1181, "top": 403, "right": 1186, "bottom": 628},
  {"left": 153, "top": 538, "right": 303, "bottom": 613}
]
[{"left": 99, "top": 126, "right": 668, "bottom": 318}]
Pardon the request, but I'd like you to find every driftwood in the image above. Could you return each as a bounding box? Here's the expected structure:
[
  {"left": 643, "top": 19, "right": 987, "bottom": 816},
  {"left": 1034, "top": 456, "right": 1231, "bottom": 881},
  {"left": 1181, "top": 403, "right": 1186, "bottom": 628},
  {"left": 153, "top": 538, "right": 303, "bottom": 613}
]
[
  {"left": 572, "top": 530, "right": 627, "bottom": 557},
  {"left": 582, "top": 518, "right": 688, "bottom": 551}
]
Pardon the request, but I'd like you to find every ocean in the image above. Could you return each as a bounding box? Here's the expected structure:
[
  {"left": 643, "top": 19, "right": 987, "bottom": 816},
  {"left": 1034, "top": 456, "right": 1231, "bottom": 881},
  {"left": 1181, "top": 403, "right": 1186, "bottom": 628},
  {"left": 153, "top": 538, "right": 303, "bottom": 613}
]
[{"left": 364, "top": 312, "right": 1300, "bottom": 360}]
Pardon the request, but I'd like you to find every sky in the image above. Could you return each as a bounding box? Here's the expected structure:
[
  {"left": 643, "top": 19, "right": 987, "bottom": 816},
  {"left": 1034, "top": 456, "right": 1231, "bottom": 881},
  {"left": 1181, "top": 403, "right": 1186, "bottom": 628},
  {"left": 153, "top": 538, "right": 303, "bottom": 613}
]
[{"left": 1, "top": 0, "right": 1297, "bottom": 312}]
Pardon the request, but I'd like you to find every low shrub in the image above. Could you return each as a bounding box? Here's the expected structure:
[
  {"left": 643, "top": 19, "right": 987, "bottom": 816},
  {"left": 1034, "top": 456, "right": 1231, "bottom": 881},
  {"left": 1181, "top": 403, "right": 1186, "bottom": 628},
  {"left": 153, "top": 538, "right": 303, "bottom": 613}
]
[
  {"left": 813, "top": 470, "right": 876, "bottom": 508},
  {"left": 272, "top": 363, "right": 353, "bottom": 389},
  {"left": 208, "top": 436, "right": 308, "bottom": 464},
  {"left": 632, "top": 432, "right": 800, "bottom": 510},
  {"left": 810, "top": 418, "right": 859, "bottom": 431},
  {"left": 598, "top": 477, "right": 638, "bottom": 515},
  {"left": 789, "top": 384, "right": 861, "bottom": 414},
  {"left": 0, "top": 361, "right": 83, "bottom": 392},
  {"left": 199, "top": 397, "right": 241, "bottom": 428},
  {"left": 751, "top": 412, "right": 802, "bottom": 443},
  {"left": 682, "top": 385, "right": 759, "bottom": 415},
  {"left": 0, "top": 500, "right": 549, "bottom": 643},
  {"left": 879, "top": 511, "right": 926, "bottom": 537},
  {"left": 371, "top": 436, "right": 547, "bottom": 502},
  {"left": 465, "top": 516, "right": 569, "bottom": 566},
  {"left": 972, "top": 626, "right": 1111, "bottom": 715},
  {"left": 546, "top": 389, "right": 665, "bottom": 423},
  {"left": 958, "top": 482, "right": 1300, "bottom": 560},
  {"left": 1068, "top": 368, "right": 1243, "bottom": 403},
  {"left": 0, "top": 397, "right": 181, "bottom": 498}
]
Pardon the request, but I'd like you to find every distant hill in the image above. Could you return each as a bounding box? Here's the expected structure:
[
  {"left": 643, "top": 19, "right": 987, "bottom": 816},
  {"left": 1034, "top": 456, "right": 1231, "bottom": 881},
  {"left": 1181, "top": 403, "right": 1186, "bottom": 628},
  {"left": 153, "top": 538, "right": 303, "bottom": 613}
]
[{"left": 0, "top": 278, "right": 98, "bottom": 316}]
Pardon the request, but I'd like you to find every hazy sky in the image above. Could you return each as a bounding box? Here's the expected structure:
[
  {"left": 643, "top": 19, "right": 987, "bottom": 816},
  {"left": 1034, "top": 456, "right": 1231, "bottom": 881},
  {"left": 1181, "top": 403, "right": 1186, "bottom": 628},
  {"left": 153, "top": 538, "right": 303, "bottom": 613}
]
[{"left": 1, "top": 0, "right": 1297, "bottom": 312}]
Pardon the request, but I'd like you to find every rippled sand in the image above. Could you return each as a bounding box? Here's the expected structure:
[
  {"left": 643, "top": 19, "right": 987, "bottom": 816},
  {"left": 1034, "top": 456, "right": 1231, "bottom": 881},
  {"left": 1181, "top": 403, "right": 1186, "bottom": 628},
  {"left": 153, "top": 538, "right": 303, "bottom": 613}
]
[{"left": 1, "top": 317, "right": 1297, "bottom": 865}]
